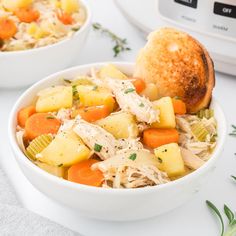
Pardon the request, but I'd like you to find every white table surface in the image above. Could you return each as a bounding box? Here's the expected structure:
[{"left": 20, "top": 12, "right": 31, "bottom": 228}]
[{"left": 1, "top": 0, "right": 236, "bottom": 235}]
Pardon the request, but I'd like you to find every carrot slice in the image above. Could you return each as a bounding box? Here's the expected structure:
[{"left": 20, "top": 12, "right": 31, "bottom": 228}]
[
  {"left": 25, "top": 113, "right": 61, "bottom": 140},
  {"left": 77, "top": 105, "right": 111, "bottom": 122},
  {"left": 143, "top": 128, "right": 179, "bottom": 149},
  {"left": 17, "top": 106, "right": 36, "bottom": 128},
  {"left": 57, "top": 11, "right": 73, "bottom": 25},
  {"left": 68, "top": 159, "right": 104, "bottom": 187},
  {"left": 14, "top": 8, "right": 40, "bottom": 23},
  {"left": 0, "top": 17, "right": 17, "bottom": 40},
  {"left": 172, "top": 98, "right": 186, "bottom": 115},
  {"left": 132, "top": 78, "right": 146, "bottom": 93}
]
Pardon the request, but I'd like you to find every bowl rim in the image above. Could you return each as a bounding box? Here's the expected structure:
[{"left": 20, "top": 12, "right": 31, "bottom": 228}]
[
  {"left": 0, "top": 0, "right": 92, "bottom": 56},
  {"left": 8, "top": 62, "right": 227, "bottom": 195}
]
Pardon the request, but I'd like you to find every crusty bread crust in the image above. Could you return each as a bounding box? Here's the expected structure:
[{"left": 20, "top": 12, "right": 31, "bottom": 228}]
[{"left": 134, "top": 27, "right": 215, "bottom": 113}]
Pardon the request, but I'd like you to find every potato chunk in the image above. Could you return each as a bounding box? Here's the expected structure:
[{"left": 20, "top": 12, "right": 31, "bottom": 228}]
[
  {"left": 76, "top": 85, "right": 115, "bottom": 111},
  {"left": 39, "top": 130, "right": 91, "bottom": 167},
  {"left": 99, "top": 64, "right": 127, "bottom": 80},
  {"left": 96, "top": 112, "right": 138, "bottom": 139},
  {"left": 154, "top": 143, "right": 185, "bottom": 177},
  {"left": 3, "top": 0, "right": 32, "bottom": 10},
  {"left": 61, "top": 0, "right": 79, "bottom": 14},
  {"left": 35, "top": 161, "right": 66, "bottom": 178},
  {"left": 152, "top": 97, "right": 176, "bottom": 128},
  {"left": 140, "top": 83, "right": 159, "bottom": 101},
  {"left": 36, "top": 86, "right": 72, "bottom": 113}
]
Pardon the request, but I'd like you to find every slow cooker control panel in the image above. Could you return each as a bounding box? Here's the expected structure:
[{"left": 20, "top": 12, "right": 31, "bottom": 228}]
[{"left": 158, "top": 0, "right": 236, "bottom": 39}]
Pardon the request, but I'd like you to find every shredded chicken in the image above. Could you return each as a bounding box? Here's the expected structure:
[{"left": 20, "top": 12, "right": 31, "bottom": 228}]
[
  {"left": 73, "top": 116, "right": 118, "bottom": 160},
  {"left": 103, "top": 165, "right": 169, "bottom": 188},
  {"left": 93, "top": 150, "right": 169, "bottom": 188},
  {"left": 58, "top": 119, "right": 74, "bottom": 133},
  {"left": 104, "top": 78, "right": 159, "bottom": 124},
  {"left": 56, "top": 108, "right": 71, "bottom": 121},
  {"left": 180, "top": 147, "right": 205, "bottom": 170},
  {"left": 117, "top": 138, "right": 144, "bottom": 153},
  {"left": 90, "top": 68, "right": 106, "bottom": 87},
  {"left": 16, "top": 130, "right": 26, "bottom": 155},
  {"left": 176, "top": 114, "right": 217, "bottom": 161}
]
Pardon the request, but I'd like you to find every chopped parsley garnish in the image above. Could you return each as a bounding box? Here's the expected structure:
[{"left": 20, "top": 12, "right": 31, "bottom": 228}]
[
  {"left": 72, "top": 85, "right": 80, "bottom": 101},
  {"left": 124, "top": 88, "right": 135, "bottom": 94},
  {"left": 63, "top": 78, "right": 72, "bottom": 84},
  {"left": 173, "top": 96, "right": 181, "bottom": 100},
  {"left": 72, "top": 27, "right": 80, "bottom": 32},
  {"left": 157, "top": 157, "right": 163, "bottom": 163},
  {"left": 139, "top": 103, "right": 144, "bottom": 107},
  {"left": 72, "top": 85, "right": 78, "bottom": 96},
  {"left": 58, "top": 163, "right": 63, "bottom": 167},
  {"left": 46, "top": 116, "right": 55, "bottom": 119},
  {"left": 92, "top": 85, "right": 98, "bottom": 91},
  {"left": 94, "top": 143, "right": 102, "bottom": 152},
  {"left": 129, "top": 153, "right": 137, "bottom": 161}
]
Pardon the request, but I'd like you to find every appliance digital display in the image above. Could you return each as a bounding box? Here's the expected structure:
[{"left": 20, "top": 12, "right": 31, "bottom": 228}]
[
  {"left": 174, "top": 0, "right": 198, "bottom": 9},
  {"left": 214, "top": 2, "right": 236, "bottom": 19}
]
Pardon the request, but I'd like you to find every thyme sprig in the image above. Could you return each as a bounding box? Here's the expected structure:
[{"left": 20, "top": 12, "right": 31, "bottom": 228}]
[{"left": 92, "top": 22, "right": 131, "bottom": 57}]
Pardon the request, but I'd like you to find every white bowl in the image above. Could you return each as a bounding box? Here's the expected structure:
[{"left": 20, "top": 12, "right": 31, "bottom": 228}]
[
  {"left": 8, "top": 62, "right": 226, "bottom": 221},
  {"left": 0, "top": 0, "right": 91, "bottom": 89}
]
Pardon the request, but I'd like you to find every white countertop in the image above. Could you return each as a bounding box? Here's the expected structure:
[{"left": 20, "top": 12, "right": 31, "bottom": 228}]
[{"left": 1, "top": 0, "right": 236, "bottom": 235}]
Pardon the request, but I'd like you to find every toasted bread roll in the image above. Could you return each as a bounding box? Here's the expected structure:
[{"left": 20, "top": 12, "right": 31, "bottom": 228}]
[{"left": 134, "top": 27, "right": 215, "bottom": 113}]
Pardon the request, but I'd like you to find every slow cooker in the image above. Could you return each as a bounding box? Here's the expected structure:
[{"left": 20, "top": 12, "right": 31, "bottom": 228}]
[{"left": 115, "top": 0, "right": 236, "bottom": 76}]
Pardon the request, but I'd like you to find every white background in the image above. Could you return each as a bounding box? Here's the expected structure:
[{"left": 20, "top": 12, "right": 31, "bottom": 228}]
[{"left": 1, "top": 0, "right": 236, "bottom": 235}]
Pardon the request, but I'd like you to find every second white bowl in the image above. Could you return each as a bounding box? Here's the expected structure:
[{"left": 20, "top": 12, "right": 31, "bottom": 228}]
[{"left": 0, "top": 0, "right": 91, "bottom": 89}]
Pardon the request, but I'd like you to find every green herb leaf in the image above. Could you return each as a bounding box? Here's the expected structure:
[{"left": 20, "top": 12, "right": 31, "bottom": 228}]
[
  {"left": 63, "top": 78, "right": 72, "bottom": 84},
  {"left": 46, "top": 116, "right": 55, "bottom": 119},
  {"left": 224, "top": 204, "right": 235, "bottom": 225},
  {"left": 94, "top": 143, "right": 102, "bottom": 152},
  {"left": 206, "top": 200, "right": 225, "bottom": 236},
  {"left": 231, "top": 175, "right": 236, "bottom": 181},
  {"left": 58, "top": 163, "right": 63, "bottom": 167},
  {"left": 72, "top": 85, "right": 80, "bottom": 101},
  {"left": 72, "top": 85, "right": 78, "bottom": 95},
  {"left": 124, "top": 88, "right": 135, "bottom": 94},
  {"left": 129, "top": 153, "right": 137, "bottom": 161},
  {"left": 72, "top": 27, "right": 80, "bottom": 32},
  {"left": 92, "top": 22, "right": 131, "bottom": 57},
  {"left": 92, "top": 85, "right": 98, "bottom": 91},
  {"left": 139, "top": 103, "right": 144, "bottom": 107},
  {"left": 229, "top": 125, "right": 236, "bottom": 137}
]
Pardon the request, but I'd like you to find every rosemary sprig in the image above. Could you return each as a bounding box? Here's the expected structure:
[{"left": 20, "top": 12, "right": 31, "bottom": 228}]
[
  {"left": 231, "top": 176, "right": 236, "bottom": 181},
  {"left": 92, "top": 22, "right": 131, "bottom": 57},
  {"left": 229, "top": 125, "right": 236, "bottom": 136},
  {"left": 206, "top": 200, "right": 236, "bottom": 236}
]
